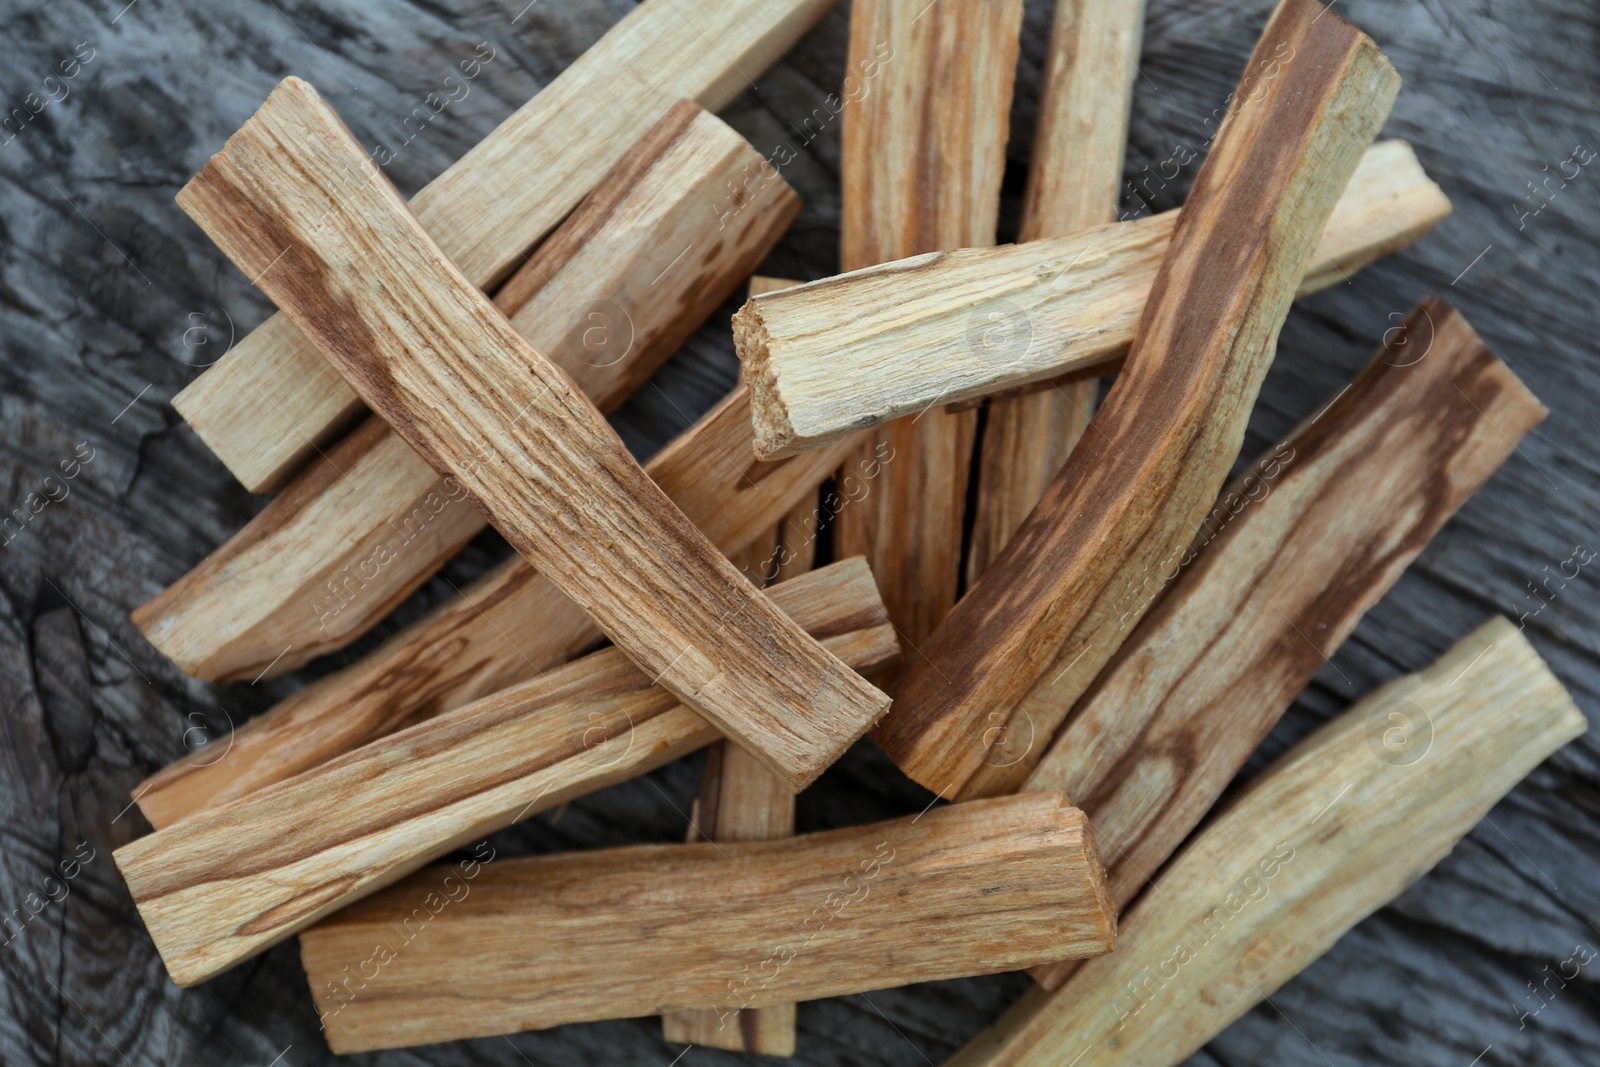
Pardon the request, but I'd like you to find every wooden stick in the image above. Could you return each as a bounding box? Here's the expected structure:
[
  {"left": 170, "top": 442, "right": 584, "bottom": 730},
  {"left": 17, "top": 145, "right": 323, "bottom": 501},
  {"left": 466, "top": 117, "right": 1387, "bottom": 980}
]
[
  {"left": 173, "top": 0, "right": 837, "bottom": 492},
  {"left": 945, "top": 618, "right": 1586, "bottom": 1067},
  {"left": 177, "top": 78, "right": 889, "bottom": 792},
  {"left": 299, "top": 792, "right": 1115, "bottom": 1053},
  {"left": 114, "top": 560, "right": 897, "bottom": 987},
  {"left": 874, "top": 0, "right": 1400, "bottom": 799},
  {"left": 747, "top": 276, "right": 819, "bottom": 593},
  {"left": 664, "top": 457, "right": 801, "bottom": 1053},
  {"left": 738, "top": 139, "right": 1446, "bottom": 458},
  {"left": 662, "top": 740, "right": 799, "bottom": 1054},
  {"left": 829, "top": 0, "right": 1024, "bottom": 657},
  {"left": 135, "top": 104, "right": 800, "bottom": 682},
  {"left": 1002, "top": 300, "right": 1545, "bottom": 987},
  {"left": 133, "top": 385, "right": 876, "bottom": 829},
  {"left": 965, "top": 0, "right": 1144, "bottom": 583}
]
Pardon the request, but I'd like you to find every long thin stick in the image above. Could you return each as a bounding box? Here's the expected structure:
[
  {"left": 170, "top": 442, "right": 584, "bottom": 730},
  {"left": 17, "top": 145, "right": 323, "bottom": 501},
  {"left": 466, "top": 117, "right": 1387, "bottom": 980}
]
[
  {"left": 876, "top": 0, "right": 1401, "bottom": 799},
  {"left": 301, "top": 792, "right": 1115, "bottom": 1054},
  {"left": 136, "top": 103, "right": 800, "bottom": 682},
  {"left": 173, "top": 0, "right": 838, "bottom": 492},
  {"left": 115, "top": 560, "right": 897, "bottom": 987},
  {"left": 830, "top": 0, "right": 1025, "bottom": 658},
  {"left": 736, "top": 140, "right": 1448, "bottom": 458},
  {"left": 177, "top": 77, "right": 889, "bottom": 792},
  {"left": 966, "top": 0, "right": 1146, "bottom": 583}
]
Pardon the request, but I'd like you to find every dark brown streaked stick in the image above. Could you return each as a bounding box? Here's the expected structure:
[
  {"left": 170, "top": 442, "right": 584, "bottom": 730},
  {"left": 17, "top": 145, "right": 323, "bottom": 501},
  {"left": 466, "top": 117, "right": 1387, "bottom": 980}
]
[
  {"left": 875, "top": 0, "right": 1401, "bottom": 799},
  {"left": 1009, "top": 301, "right": 1545, "bottom": 991}
]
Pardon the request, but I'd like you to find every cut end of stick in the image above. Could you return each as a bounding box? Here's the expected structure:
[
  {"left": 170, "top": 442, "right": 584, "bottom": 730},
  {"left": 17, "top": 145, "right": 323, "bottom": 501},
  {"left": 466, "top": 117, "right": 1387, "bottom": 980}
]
[{"left": 734, "top": 298, "right": 801, "bottom": 460}]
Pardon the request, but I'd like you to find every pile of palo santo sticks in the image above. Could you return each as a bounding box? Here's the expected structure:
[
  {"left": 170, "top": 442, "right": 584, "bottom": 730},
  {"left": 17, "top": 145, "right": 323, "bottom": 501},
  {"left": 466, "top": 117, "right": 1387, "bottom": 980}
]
[{"left": 115, "top": 0, "right": 1585, "bottom": 1061}]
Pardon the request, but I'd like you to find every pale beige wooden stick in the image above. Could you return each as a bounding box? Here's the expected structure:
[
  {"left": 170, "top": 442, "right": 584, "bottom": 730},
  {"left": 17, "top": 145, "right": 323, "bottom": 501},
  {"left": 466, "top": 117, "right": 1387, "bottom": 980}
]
[
  {"left": 174, "top": 0, "right": 837, "bottom": 492},
  {"left": 664, "top": 407, "right": 803, "bottom": 1055},
  {"left": 133, "top": 385, "right": 878, "bottom": 830},
  {"left": 945, "top": 618, "right": 1586, "bottom": 1067},
  {"left": 1001, "top": 302, "right": 1544, "bottom": 989},
  {"left": 830, "top": 0, "right": 1024, "bottom": 658},
  {"left": 738, "top": 139, "right": 1447, "bottom": 459},
  {"left": 177, "top": 78, "right": 888, "bottom": 791},
  {"left": 300, "top": 792, "right": 1116, "bottom": 1054},
  {"left": 877, "top": 0, "right": 1401, "bottom": 799},
  {"left": 662, "top": 740, "right": 800, "bottom": 1054},
  {"left": 965, "top": 0, "right": 1145, "bottom": 583},
  {"left": 135, "top": 103, "right": 800, "bottom": 682},
  {"left": 114, "top": 559, "right": 897, "bottom": 987}
]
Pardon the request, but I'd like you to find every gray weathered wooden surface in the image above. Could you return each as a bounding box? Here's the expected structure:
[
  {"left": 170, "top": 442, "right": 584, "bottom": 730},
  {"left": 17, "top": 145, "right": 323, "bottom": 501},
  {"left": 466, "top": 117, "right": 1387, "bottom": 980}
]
[{"left": 1, "top": 0, "right": 1597, "bottom": 1064}]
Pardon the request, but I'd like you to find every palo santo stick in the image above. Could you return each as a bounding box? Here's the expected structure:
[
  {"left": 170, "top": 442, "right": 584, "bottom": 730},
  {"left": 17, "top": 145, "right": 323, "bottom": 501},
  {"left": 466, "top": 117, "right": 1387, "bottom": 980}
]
[
  {"left": 738, "top": 139, "right": 1446, "bottom": 458},
  {"left": 134, "top": 385, "right": 877, "bottom": 829},
  {"left": 301, "top": 792, "right": 1116, "bottom": 1053},
  {"left": 830, "top": 0, "right": 1024, "bottom": 654},
  {"left": 134, "top": 103, "right": 799, "bottom": 683},
  {"left": 174, "top": 0, "right": 837, "bottom": 492},
  {"left": 177, "top": 78, "right": 888, "bottom": 792},
  {"left": 747, "top": 275, "right": 817, "bottom": 593},
  {"left": 662, "top": 740, "right": 799, "bottom": 1054},
  {"left": 1004, "top": 301, "right": 1545, "bottom": 984},
  {"left": 114, "top": 560, "right": 897, "bottom": 987},
  {"left": 965, "top": 0, "right": 1145, "bottom": 582},
  {"left": 663, "top": 409, "right": 805, "bottom": 1053},
  {"left": 875, "top": 0, "right": 1401, "bottom": 799},
  {"left": 946, "top": 618, "right": 1586, "bottom": 1067}
]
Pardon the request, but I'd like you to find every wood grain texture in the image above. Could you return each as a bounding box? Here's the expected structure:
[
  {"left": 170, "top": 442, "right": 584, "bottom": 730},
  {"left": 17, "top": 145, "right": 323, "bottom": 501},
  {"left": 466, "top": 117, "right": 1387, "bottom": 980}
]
[
  {"left": 114, "top": 559, "right": 894, "bottom": 987},
  {"left": 1012, "top": 300, "right": 1544, "bottom": 987},
  {"left": 170, "top": 0, "right": 837, "bottom": 492},
  {"left": 300, "top": 792, "right": 1116, "bottom": 1053},
  {"left": 664, "top": 314, "right": 802, "bottom": 1054},
  {"left": 829, "top": 0, "right": 1023, "bottom": 658},
  {"left": 946, "top": 618, "right": 1587, "bottom": 1067},
  {"left": 965, "top": 0, "right": 1144, "bottom": 583},
  {"left": 662, "top": 739, "right": 799, "bottom": 1055},
  {"left": 176, "top": 78, "right": 888, "bottom": 791},
  {"left": 876, "top": 0, "right": 1401, "bottom": 799},
  {"left": 9, "top": 1, "right": 1600, "bottom": 1064},
  {"left": 133, "top": 382, "right": 874, "bottom": 829},
  {"left": 133, "top": 103, "right": 799, "bottom": 683},
  {"left": 737, "top": 139, "right": 1448, "bottom": 458}
]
